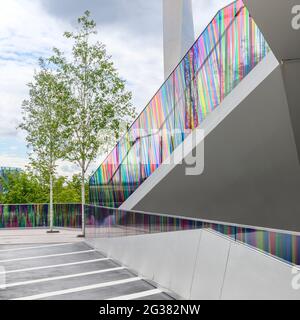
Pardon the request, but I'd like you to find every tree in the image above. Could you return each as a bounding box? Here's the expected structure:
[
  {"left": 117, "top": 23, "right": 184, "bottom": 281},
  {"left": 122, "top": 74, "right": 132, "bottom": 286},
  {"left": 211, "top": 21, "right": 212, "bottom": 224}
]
[
  {"left": 20, "top": 61, "right": 71, "bottom": 232},
  {"left": 53, "top": 174, "right": 89, "bottom": 203},
  {"left": 0, "top": 170, "right": 88, "bottom": 205},
  {"left": 49, "top": 11, "right": 135, "bottom": 235},
  {"left": 0, "top": 171, "right": 48, "bottom": 204}
]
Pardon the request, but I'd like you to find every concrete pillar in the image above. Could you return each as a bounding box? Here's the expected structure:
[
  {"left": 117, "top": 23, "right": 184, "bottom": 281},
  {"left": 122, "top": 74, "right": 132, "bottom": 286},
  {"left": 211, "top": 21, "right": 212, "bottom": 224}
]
[{"left": 163, "top": 0, "right": 195, "bottom": 79}]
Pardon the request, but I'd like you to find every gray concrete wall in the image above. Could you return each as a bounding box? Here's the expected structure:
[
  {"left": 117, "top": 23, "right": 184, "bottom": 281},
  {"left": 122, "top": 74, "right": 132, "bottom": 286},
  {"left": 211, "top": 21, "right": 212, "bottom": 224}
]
[
  {"left": 120, "top": 52, "right": 300, "bottom": 233},
  {"left": 129, "top": 59, "right": 300, "bottom": 232},
  {"left": 86, "top": 229, "right": 300, "bottom": 300},
  {"left": 244, "top": 0, "right": 300, "bottom": 61},
  {"left": 281, "top": 60, "right": 300, "bottom": 162},
  {"left": 121, "top": 4, "right": 300, "bottom": 232},
  {"left": 244, "top": 1, "right": 300, "bottom": 164}
]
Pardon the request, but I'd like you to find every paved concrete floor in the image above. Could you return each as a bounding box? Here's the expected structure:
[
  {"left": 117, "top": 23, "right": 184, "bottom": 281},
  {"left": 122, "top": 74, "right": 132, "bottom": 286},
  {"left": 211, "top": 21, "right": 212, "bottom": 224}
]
[
  {"left": 0, "top": 239, "right": 172, "bottom": 300},
  {"left": 0, "top": 228, "right": 83, "bottom": 245}
]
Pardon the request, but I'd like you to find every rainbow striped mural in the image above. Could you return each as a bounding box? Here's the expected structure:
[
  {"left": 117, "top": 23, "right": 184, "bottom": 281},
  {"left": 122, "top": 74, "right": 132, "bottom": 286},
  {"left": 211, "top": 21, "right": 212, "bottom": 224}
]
[
  {"left": 85, "top": 205, "right": 300, "bottom": 266},
  {"left": 89, "top": 0, "right": 270, "bottom": 207},
  {"left": 0, "top": 204, "right": 81, "bottom": 229}
]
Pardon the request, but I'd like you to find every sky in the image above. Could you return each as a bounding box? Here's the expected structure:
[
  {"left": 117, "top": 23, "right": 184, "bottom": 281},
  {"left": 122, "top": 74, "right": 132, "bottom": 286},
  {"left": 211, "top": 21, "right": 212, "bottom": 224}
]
[{"left": 0, "top": 0, "right": 232, "bottom": 177}]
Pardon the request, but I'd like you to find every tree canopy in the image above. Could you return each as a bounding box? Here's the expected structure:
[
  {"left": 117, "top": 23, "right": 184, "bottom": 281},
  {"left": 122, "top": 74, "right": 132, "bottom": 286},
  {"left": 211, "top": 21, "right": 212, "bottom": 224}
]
[
  {"left": 47, "top": 10, "right": 136, "bottom": 234},
  {"left": 0, "top": 170, "right": 88, "bottom": 204},
  {"left": 17, "top": 10, "right": 135, "bottom": 233}
]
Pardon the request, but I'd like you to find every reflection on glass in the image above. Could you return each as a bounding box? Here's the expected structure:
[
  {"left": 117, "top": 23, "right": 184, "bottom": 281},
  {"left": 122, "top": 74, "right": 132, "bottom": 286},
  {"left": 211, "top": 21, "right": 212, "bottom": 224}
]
[
  {"left": 89, "top": 1, "right": 270, "bottom": 207},
  {"left": 0, "top": 204, "right": 81, "bottom": 228},
  {"left": 86, "top": 205, "right": 300, "bottom": 266}
]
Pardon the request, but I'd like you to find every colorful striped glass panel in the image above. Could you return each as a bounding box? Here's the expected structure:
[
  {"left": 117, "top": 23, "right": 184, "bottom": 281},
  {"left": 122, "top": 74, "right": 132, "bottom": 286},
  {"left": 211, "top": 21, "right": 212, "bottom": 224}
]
[
  {"left": 0, "top": 204, "right": 81, "bottom": 228},
  {"left": 89, "top": 0, "right": 270, "bottom": 207},
  {"left": 85, "top": 205, "right": 300, "bottom": 265}
]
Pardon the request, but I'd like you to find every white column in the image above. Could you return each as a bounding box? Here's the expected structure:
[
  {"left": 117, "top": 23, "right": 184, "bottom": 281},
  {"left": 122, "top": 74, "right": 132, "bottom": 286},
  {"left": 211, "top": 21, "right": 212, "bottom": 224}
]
[{"left": 163, "top": 0, "right": 195, "bottom": 79}]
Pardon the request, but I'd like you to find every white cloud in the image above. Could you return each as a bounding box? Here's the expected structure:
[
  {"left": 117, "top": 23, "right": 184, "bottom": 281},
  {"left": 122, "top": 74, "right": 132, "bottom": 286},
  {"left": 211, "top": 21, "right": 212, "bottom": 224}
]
[
  {"left": 193, "top": 0, "right": 233, "bottom": 37},
  {"left": 0, "top": 0, "right": 70, "bottom": 135},
  {"left": 0, "top": 0, "right": 229, "bottom": 177},
  {"left": 0, "top": 155, "right": 28, "bottom": 169},
  {"left": 99, "top": 26, "right": 163, "bottom": 111},
  {"left": 0, "top": 62, "right": 33, "bottom": 136},
  {"left": 0, "top": 0, "right": 164, "bottom": 176},
  {"left": 0, "top": 0, "right": 69, "bottom": 57}
]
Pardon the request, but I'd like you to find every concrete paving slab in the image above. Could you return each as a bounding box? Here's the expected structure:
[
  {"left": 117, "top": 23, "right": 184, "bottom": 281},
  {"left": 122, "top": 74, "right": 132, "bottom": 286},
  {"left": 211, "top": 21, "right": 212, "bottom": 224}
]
[
  {"left": 4, "top": 260, "right": 120, "bottom": 284},
  {"left": 0, "top": 229, "right": 82, "bottom": 245},
  {"left": 41, "top": 280, "right": 159, "bottom": 300},
  {"left": 1, "top": 251, "right": 105, "bottom": 271},
  {"left": 0, "top": 231, "right": 173, "bottom": 300},
  {"left": 134, "top": 293, "right": 173, "bottom": 300},
  {"left": 0, "top": 242, "right": 91, "bottom": 260}
]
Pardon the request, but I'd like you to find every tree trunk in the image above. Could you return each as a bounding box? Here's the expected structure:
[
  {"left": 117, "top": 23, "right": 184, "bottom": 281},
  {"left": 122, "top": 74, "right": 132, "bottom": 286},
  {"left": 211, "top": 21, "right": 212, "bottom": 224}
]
[
  {"left": 49, "top": 172, "right": 53, "bottom": 232},
  {"left": 81, "top": 167, "right": 85, "bottom": 236}
]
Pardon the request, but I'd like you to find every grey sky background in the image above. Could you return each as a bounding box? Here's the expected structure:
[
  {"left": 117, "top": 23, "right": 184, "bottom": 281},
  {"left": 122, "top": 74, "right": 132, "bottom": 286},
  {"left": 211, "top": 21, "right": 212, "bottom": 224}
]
[{"left": 0, "top": 0, "right": 232, "bottom": 175}]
